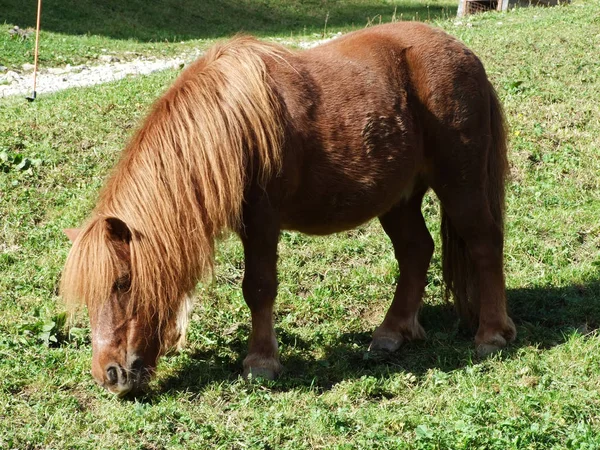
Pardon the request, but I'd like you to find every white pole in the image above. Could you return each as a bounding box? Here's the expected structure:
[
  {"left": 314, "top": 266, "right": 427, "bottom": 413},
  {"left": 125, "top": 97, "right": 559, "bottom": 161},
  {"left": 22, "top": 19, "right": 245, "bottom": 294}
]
[{"left": 27, "top": 0, "right": 42, "bottom": 101}]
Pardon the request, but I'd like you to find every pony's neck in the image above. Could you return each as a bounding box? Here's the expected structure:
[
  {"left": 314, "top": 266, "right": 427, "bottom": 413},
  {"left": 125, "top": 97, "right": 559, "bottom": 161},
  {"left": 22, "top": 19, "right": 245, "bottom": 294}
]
[{"left": 89, "top": 37, "right": 286, "bottom": 329}]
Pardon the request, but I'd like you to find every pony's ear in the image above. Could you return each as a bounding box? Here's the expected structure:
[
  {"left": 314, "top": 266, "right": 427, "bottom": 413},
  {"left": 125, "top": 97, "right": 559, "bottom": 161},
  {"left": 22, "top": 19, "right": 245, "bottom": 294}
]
[
  {"left": 63, "top": 228, "right": 81, "bottom": 243},
  {"left": 105, "top": 217, "right": 132, "bottom": 244}
]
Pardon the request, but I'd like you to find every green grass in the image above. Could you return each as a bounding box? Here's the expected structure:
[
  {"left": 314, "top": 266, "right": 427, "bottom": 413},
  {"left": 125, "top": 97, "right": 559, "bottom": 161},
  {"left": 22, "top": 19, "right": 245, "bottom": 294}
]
[
  {"left": 0, "top": 0, "right": 455, "bottom": 69},
  {"left": 1, "top": 0, "right": 600, "bottom": 448}
]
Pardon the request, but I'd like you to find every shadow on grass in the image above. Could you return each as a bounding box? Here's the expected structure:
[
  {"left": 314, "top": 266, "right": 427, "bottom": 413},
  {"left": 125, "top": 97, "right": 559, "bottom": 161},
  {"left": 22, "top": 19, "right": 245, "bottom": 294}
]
[
  {"left": 3, "top": 0, "right": 455, "bottom": 41},
  {"left": 155, "top": 280, "right": 600, "bottom": 395}
]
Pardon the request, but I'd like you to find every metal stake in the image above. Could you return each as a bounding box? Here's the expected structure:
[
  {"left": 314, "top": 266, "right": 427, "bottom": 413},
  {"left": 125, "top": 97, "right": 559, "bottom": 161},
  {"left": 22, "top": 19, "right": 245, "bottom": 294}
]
[{"left": 26, "top": 0, "right": 42, "bottom": 102}]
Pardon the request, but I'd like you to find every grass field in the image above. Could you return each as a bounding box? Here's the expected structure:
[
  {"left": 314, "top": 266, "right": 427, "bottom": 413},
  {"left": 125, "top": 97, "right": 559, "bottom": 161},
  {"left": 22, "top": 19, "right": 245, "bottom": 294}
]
[{"left": 1, "top": 0, "right": 600, "bottom": 448}]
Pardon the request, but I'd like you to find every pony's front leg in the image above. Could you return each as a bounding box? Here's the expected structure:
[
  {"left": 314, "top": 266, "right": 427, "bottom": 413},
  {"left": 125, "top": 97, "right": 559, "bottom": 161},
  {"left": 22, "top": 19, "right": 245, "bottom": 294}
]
[
  {"left": 370, "top": 189, "right": 432, "bottom": 352},
  {"left": 240, "top": 203, "right": 282, "bottom": 380}
]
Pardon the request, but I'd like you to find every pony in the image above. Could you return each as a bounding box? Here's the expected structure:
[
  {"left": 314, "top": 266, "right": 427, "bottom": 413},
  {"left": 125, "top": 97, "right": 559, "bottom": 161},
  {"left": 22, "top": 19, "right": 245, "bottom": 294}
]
[{"left": 61, "top": 22, "right": 515, "bottom": 396}]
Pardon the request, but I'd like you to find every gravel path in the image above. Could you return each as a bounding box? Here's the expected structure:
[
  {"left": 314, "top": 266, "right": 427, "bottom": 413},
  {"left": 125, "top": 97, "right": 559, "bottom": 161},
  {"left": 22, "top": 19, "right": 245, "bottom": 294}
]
[
  {"left": 0, "top": 55, "right": 190, "bottom": 98},
  {"left": 0, "top": 35, "right": 339, "bottom": 99}
]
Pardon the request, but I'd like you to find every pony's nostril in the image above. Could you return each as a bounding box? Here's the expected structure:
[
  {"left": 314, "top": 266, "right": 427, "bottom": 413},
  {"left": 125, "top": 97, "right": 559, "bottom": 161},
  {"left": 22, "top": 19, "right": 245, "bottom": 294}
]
[
  {"left": 130, "top": 357, "right": 144, "bottom": 372},
  {"left": 105, "top": 364, "right": 119, "bottom": 385}
]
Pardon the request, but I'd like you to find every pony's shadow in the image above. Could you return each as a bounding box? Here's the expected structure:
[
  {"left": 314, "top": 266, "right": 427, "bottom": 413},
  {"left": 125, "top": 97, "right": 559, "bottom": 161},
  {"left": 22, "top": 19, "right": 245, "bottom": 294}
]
[{"left": 155, "top": 280, "right": 600, "bottom": 396}]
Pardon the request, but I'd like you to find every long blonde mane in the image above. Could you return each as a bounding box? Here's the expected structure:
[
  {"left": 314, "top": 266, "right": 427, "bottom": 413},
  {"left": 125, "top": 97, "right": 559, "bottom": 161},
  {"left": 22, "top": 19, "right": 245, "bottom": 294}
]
[{"left": 60, "top": 37, "right": 286, "bottom": 335}]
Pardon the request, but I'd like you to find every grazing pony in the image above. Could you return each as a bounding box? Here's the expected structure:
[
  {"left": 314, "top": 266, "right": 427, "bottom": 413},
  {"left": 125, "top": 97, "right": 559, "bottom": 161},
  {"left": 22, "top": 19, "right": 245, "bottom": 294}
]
[{"left": 61, "top": 22, "right": 515, "bottom": 396}]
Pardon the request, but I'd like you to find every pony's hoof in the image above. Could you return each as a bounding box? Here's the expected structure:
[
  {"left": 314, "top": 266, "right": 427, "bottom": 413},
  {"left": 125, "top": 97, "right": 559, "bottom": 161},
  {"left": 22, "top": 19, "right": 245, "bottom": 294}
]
[
  {"left": 476, "top": 342, "right": 504, "bottom": 358},
  {"left": 242, "top": 354, "right": 282, "bottom": 381},
  {"left": 475, "top": 317, "right": 516, "bottom": 358},
  {"left": 369, "top": 320, "right": 425, "bottom": 353},
  {"left": 243, "top": 366, "right": 278, "bottom": 381},
  {"left": 368, "top": 336, "right": 403, "bottom": 352},
  {"left": 504, "top": 317, "right": 517, "bottom": 342},
  {"left": 476, "top": 333, "right": 508, "bottom": 358}
]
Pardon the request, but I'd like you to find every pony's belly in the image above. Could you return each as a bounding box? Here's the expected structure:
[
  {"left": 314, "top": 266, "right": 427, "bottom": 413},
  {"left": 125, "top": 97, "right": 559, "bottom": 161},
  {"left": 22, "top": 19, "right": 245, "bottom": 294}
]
[
  {"left": 281, "top": 214, "right": 376, "bottom": 235},
  {"left": 280, "top": 181, "right": 414, "bottom": 235}
]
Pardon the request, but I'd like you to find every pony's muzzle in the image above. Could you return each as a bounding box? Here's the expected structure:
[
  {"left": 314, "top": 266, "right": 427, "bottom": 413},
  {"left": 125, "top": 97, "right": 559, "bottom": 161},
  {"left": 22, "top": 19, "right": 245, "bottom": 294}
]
[{"left": 103, "top": 358, "right": 145, "bottom": 397}]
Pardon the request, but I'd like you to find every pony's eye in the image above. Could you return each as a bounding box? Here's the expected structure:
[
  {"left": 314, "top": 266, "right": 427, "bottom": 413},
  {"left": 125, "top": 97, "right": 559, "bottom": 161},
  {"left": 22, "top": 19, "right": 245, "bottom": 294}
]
[{"left": 113, "top": 276, "right": 131, "bottom": 292}]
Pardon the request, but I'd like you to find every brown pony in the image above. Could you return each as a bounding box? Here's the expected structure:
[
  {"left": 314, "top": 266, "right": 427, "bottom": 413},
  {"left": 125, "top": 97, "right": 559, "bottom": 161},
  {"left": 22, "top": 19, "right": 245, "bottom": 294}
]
[{"left": 61, "top": 22, "right": 515, "bottom": 396}]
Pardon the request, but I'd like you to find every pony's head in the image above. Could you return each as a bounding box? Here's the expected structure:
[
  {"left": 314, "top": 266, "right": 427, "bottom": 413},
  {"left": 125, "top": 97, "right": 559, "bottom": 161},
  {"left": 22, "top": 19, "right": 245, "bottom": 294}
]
[{"left": 61, "top": 218, "right": 191, "bottom": 397}]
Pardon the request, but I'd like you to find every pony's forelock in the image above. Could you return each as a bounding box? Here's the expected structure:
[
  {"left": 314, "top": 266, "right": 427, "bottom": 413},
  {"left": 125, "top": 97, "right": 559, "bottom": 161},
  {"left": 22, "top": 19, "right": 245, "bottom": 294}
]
[{"left": 60, "top": 219, "right": 121, "bottom": 314}]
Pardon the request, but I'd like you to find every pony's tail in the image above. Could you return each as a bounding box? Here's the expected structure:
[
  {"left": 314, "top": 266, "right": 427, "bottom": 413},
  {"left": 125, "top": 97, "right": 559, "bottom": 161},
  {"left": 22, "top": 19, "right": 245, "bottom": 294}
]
[{"left": 441, "top": 84, "right": 508, "bottom": 327}]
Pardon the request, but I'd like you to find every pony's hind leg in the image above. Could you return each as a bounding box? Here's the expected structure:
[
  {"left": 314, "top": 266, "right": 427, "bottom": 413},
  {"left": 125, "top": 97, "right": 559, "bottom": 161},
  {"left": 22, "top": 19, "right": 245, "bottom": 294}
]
[
  {"left": 431, "top": 134, "right": 516, "bottom": 356},
  {"left": 369, "top": 187, "right": 433, "bottom": 352},
  {"left": 437, "top": 189, "right": 516, "bottom": 356},
  {"left": 240, "top": 198, "right": 282, "bottom": 380},
  {"left": 427, "top": 83, "right": 515, "bottom": 356}
]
